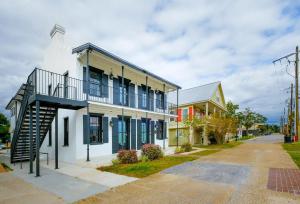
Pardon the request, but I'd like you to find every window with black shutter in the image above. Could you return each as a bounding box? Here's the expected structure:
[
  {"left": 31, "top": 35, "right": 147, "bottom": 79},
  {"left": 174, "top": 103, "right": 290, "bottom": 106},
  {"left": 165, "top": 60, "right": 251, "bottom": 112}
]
[{"left": 90, "top": 114, "right": 103, "bottom": 144}]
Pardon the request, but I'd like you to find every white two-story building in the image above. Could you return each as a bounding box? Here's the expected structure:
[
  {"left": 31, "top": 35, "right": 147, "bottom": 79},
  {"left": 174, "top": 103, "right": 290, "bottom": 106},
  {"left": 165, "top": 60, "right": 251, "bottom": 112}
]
[{"left": 6, "top": 25, "right": 180, "bottom": 175}]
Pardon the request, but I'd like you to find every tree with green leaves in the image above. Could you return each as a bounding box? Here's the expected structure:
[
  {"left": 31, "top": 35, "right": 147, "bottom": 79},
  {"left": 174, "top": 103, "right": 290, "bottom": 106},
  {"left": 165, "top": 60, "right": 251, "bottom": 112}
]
[
  {"left": 239, "top": 108, "right": 267, "bottom": 136},
  {"left": 225, "top": 101, "right": 239, "bottom": 118},
  {"left": 0, "top": 113, "right": 10, "bottom": 143}
]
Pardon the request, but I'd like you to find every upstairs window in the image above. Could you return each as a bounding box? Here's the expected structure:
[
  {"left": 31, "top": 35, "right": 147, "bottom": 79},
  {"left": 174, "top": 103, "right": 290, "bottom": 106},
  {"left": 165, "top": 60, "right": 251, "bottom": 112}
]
[
  {"left": 90, "top": 70, "right": 102, "bottom": 97},
  {"left": 119, "top": 85, "right": 128, "bottom": 105},
  {"left": 157, "top": 92, "right": 164, "bottom": 109},
  {"left": 142, "top": 92, "right": 147, "bottom": 108},
  {"left": 182, "top": 108, "right": 188, "bottom": 121}
]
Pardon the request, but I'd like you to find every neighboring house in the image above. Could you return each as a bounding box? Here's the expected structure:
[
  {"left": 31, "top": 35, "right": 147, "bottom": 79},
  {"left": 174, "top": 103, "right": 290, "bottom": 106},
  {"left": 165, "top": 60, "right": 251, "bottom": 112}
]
[
  {"left": 238, "top": 123, "right": 265, "bottom": 137},
  {"left": 6, "top": 25, "right": 180, "bottom": 175},
  {"left": 168, "top": 82, "right": 226, "bottom": 145}
]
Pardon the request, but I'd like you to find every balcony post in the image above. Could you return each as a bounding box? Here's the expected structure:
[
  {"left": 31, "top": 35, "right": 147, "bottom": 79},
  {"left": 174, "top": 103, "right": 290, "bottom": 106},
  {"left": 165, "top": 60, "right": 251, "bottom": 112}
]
[
  {"left": 35, "top": 100, "right": 40, "bottom": 177},
  {"left": 145, "top": 76, "right": 149, "bottom": 143},
  {"left": 163, "top": 84, "right": 166, "bottom": 150},
  {"left": 121, "top": 65, "right": 124, "bottom": 149},
  {"left": 86, "top": 49, "right": 90, "bottom": 162},
  {"left": 29, "top": 105, "right": 33, "bottom": 174},
  {"left": 55, "top": 108, "right": 58, "bottom": 169},
  {"left": 176, "top": 88, "right": 179, "bottom": 147}
]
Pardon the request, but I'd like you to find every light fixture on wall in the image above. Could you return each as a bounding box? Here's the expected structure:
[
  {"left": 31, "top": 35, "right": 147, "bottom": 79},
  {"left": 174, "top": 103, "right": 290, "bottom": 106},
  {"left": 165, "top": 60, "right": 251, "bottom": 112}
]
[
  {"left": 109, "top": 68, "right": 114, "bottom": 80},
  {"left": 109, "top": 119, "right": 113, "bottom": 127},
  {"left": 109, "top": 72, "right": 114, "bottom": 80}
]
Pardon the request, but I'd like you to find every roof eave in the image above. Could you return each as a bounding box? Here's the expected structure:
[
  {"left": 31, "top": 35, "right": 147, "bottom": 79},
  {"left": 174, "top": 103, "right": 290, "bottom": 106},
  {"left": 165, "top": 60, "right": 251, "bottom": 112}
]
[{"left": 72, "top": 43, "right": 181, "bottom": 90}]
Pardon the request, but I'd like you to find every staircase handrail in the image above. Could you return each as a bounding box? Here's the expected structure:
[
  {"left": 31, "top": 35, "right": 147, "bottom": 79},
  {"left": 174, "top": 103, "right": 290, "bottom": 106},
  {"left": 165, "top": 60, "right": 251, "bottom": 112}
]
[{"left": 11, "top": 82, "right": 33, "bottom": 159}]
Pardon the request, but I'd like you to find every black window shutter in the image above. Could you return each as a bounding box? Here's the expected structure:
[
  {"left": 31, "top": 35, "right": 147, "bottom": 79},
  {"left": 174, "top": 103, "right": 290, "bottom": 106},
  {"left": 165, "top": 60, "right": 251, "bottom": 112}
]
[
  {"left": 150, "top": 90, "right": 154, "bottom": 111},
  {"left": 150, "top": 121, "right": 155, "bottom": 144},
  {"left": 83, "top": 67, "right": 87, "bottom": 93},
  {"left": 102, "top": 74, "right": 109, "bottom": 97},
  {"left": 129, "top": 83, "right": 135, "bottom": 108},
  {"left": 156, "top": 93, "right": 159, "bottom": 109},
  {"left": 113, "top": 78, "right": 120, "bottom": 105},
  {"left": 137, "top": 119, "right": 142, "bottom": 150},
  {"left": 130, "top": 119, "right": 136, "bottom": 149},
  {"left": 112, "top": 117, "right": 119, "bottom": 153},
  {"left": 164, "top": 93, "right": 167, "bottom": 110},
  {"left": 83, "top": 115, "right": 89, "bottom": 144},
  {"left": 102, "top": 117, "right": 109, "bottom": 143}
]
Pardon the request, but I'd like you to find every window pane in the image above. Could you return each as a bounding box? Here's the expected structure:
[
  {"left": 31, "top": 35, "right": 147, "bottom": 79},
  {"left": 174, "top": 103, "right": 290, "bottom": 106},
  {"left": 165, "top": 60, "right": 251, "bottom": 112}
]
[
  {"left": 182, "top": 109, "right": 188, "bottom": 120},
  {"left": 90, "top": 115, "right": 102, "bottom": 143}
]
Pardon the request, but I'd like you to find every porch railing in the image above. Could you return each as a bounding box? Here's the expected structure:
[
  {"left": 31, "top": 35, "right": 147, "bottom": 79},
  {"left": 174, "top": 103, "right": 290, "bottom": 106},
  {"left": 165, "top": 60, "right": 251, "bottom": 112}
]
[{"left": 27, "top": 68, "right": 177, "bottom": 115}]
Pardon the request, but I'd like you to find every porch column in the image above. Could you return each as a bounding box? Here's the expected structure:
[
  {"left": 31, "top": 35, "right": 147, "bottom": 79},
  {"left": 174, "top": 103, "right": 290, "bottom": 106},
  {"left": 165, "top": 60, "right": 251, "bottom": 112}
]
[
  {"left": 121, "top": 65, "right": 124, "bottom": 149},
  {"left": 55, "top": 108, "right": 58, "bottom": 169},
  {"left": 35, "top": 100, "right": 40, "bottom": 177},
  {"left": 163, "top": 84, "right": 166, "bottom": 149},
  {"left": 205, "top": 102, "right": 209, "bottom": 116},
  {"left": 145, "top": 76, "right": 149, "bottom": 143},
  {"left": 213, "top": 107, "right": 216, "bottom": 115},
  {"left": 176, "top": 88, "right": 179, "bottom": 147},
  {"left": 86, "top": 49, "right": 90, "bottom": 162},
  {"left": 29, "top": 105, "right": 33, "bottom": 174}
]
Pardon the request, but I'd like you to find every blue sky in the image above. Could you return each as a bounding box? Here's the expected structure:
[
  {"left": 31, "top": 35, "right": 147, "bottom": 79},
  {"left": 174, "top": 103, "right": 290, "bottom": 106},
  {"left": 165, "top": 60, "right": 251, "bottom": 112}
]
[{"left": 1, "top": 0, "right": 300, "bottom": 123}]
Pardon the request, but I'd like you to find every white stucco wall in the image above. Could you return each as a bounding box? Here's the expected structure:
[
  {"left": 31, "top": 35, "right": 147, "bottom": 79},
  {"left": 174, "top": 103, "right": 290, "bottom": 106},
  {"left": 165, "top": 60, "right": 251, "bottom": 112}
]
[{"left": 38, "top": 25, "right": 171, "bottom": 162}]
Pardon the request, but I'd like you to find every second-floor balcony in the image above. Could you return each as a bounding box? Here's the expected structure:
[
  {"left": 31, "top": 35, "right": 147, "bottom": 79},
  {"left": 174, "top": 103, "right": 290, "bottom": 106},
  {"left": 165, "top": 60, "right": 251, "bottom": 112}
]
[{"left": 29, "top": 68, "right": 177, "bottom": 115}]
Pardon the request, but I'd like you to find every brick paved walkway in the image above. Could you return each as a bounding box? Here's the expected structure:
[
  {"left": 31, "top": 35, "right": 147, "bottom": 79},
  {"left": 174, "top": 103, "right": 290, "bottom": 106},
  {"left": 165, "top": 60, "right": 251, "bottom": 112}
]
[{"left": 267, "top": 168, "right": 300, "bottom": 195}]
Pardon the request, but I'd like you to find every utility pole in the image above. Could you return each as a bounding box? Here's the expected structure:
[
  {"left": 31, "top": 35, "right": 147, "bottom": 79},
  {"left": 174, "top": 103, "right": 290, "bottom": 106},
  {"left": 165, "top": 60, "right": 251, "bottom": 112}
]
[
  {"left": 295, "top": 46, "right": 299, "bottom": 139},
  {"left": 290, "top": 83, "right": 294, "bottom": 137},
  {"left": 273, "top": 46, "right": 299, "bottom": 139}
]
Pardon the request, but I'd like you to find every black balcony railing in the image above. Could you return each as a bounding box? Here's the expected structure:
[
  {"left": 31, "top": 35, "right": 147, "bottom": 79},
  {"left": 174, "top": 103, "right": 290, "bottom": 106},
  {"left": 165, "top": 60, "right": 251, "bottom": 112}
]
[
  {"left": 27, "top": 68, "right": 85, "bottom": 101},
  {"left": 27, "top": 68, "right": 177, "bottom": 115}
]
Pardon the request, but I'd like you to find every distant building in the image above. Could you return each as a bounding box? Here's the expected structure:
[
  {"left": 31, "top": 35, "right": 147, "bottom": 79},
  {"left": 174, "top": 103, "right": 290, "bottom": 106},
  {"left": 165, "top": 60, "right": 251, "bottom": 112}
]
[{"left": 168, "top": 82, "right": 226, "bottom": 145}]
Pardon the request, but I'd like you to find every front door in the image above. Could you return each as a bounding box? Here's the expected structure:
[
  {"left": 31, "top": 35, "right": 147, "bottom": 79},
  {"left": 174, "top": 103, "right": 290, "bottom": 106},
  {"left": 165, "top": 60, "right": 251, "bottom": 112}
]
[{"left": 118, "top": 118, "right": 130, "bottom": 150}]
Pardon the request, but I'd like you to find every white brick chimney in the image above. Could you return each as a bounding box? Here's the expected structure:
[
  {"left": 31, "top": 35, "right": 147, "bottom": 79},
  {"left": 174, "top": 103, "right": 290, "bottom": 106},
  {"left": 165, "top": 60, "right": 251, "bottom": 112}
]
[{"left": 50, "top": 24, "right": 65, "bottom": 39}]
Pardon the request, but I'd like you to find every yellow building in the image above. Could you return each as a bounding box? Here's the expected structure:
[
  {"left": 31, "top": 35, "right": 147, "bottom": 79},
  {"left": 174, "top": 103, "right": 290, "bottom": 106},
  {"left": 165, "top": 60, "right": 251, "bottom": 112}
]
[{"left": 168, "top": 82, "right": 226, "bottom": 145}]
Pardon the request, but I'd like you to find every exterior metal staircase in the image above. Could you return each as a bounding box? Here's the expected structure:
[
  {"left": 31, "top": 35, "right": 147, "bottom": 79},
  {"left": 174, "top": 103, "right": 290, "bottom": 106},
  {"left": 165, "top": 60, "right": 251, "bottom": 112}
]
[
  {"left": 10, "top": 68, "right": 86, "bottom": 164},
  {"left": 11, "top": 83, "right": 57, "bottom": 163}
]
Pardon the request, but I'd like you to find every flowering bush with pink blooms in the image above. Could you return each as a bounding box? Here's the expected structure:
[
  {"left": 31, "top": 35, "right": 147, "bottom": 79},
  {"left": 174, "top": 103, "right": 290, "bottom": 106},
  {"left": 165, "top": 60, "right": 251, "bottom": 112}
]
[
  {"left": 117, "top": 150, "right": 138, "bottom": 164},
  {"left": 141, "top": 144, "right": 163, "bottom": 161}
]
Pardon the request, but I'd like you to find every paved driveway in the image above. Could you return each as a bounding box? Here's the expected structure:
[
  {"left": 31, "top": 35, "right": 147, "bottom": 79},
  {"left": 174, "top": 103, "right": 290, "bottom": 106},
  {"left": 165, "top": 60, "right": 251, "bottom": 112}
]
[{"left": 78, "top": 134, "right": 300, "bottom": 204}]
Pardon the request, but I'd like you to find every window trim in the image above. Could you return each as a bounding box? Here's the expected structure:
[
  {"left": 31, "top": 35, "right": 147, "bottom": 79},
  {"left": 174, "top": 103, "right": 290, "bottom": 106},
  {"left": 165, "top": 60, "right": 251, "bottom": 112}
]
[
  {"left": 89, "top": 68, "right": 103, "bottom": 97},
  {"left": 63, "top": 117, "right": 69, "bottom": 146},
  {"left": 89, "top": 113, "right": 104, "bottom": 145}
]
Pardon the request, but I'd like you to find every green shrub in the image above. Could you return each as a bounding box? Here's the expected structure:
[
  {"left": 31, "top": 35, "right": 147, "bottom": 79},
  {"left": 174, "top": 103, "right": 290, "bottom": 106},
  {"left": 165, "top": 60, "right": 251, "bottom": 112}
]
[
  {"left": 175, "top": 147, "right": 184, "bottom": 154},
  {"left": 117, "top": 150, "right": 138, "bottom": 164},
  {"left": 181, "top": 143, "right": 192, "bottom": 152},
  {"left": 141, "top": 144, "right": 163, "bottom": 161},
  {"left": 140, "top": 155, "right": 149, "bottom": 162},
  {"left": 111, "top": 158, "right": 120, "bottom": 165}
]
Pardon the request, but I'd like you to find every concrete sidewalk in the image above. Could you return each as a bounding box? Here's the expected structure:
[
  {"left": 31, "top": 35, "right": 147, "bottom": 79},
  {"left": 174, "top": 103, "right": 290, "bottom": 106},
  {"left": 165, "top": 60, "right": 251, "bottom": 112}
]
[
  {"left": 0, "top": 152, "right": 137, "bottom": 203},
  {"left": 0, "top": 172, "right": 64, "bottom": 204}
]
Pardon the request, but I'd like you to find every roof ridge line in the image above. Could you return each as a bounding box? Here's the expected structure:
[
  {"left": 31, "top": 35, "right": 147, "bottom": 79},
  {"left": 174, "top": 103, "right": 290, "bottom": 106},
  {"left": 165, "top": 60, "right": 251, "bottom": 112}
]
[{"left": 181, "top": 81, "right": 221, "bottom": 91}]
